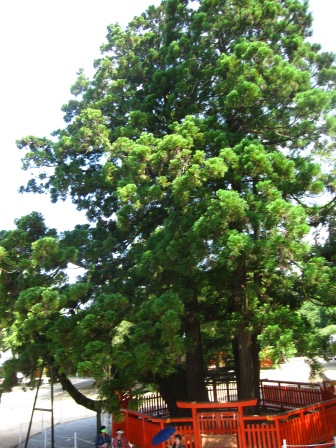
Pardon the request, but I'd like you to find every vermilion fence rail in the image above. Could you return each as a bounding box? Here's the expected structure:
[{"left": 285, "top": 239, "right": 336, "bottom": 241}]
[
  {"left": 243, "top": 417, "right": 278, "bottom": 448},
  {"left": 197, "top": 411, "right": 239, "bottom": 434},
  {"left": 134, "top": 380, "right": 239, "bottom": 417},
  {"left": 275, "top": 399, "right": 336, "bottom": 447},
  {"left": 135, "top": 379, "right": 325, "bottom": 415},
  {"left": 116, "top": 381, "right": 336, "bottom": 448},
  {"left": 115, "top": 410, "right": 195, "bottom": 448},
  {"left": 260, "top": 379, "right": 323, "bottom": 410}
]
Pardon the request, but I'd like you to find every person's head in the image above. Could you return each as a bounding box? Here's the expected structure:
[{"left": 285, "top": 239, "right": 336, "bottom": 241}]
[
  {"left": 100, "top": 426, "right": 107, "bottom": 436},
  {"left": 174, "top": 434, "right": 182, "bottom": 445},
  {"left": 116, "top": 429, "right": 124, "bottom": 438}
]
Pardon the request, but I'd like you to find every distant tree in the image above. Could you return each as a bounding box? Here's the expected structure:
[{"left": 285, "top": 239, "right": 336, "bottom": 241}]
[{"left": 14, "top": 0, "right": 336, "bottom": 407}]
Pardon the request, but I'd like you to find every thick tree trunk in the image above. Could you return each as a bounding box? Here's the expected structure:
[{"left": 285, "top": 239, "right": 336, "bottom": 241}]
[
  {"left": 235, "top": 326, "right": 261, "bottom": 414},
  {"left": 233, "top": 260, "right": 259, "bottom": 412},
  {"left": 184, "top": 297, "right": 209, "bottom": 402},
  {"left": 236, "top": 324, "right": 258, "bottom": 401},
  {"left": 233, "top": 328, "right": 260, "bottom": 415},
  {"left": 157, "top": 368, "right": 190, "bottom": 417}
]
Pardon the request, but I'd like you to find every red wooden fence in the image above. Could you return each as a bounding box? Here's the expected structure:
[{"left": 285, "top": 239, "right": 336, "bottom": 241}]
[
  {"left": 260, "top": 379, "right": 323, "bottom": 410},
  {"left": 114, "top": 381, "right": 336, "bottom": 448}
]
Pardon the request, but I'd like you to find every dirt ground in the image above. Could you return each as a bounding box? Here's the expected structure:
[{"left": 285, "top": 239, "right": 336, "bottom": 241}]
[{"left": 1, "top": 357, "right": 336, "bottom": 448}]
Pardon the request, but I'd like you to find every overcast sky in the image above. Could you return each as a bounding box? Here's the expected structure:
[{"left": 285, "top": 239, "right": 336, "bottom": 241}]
[{"left": 0, "top": 0, "right": 335, "bottom": 232}]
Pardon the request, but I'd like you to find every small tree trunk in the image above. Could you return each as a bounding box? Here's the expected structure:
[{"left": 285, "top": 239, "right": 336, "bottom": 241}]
[
  {"left": 96, "top": 411, "right": 102, "bottom": 434},
  {"left": 252, "top": 332, "right": 261, "bottom": 403}
]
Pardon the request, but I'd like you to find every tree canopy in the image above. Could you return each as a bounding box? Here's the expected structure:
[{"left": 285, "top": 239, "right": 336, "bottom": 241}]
[{"left": 1, "top": 0, "right": 336, "bottom": 415}]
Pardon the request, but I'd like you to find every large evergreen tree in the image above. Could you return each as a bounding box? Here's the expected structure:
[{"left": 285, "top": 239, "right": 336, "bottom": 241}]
[{"left": 8, "top": 0, "right": 336, "bottom": 407}]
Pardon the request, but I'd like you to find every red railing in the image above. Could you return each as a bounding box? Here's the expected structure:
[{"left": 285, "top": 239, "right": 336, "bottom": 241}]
[
  {"left": 260, "top": 379, "right": 323, "bottom": 410},
  {"left": 134, "top": 381, "right": 238, "bottom": 416},
  {"left": 243, "top": 416, "right": 278, "bottom": 448},
  {"left": 115, "top": 381, "right": 336, "bottom": 448},
  {"left": 116, "top": 410, "right": 195, "bottom": 448},
  {"left": 197, "top": 411, "right": 239, "bottom": 434},
  {"left": 135, "top": 380, "right": 327, "bottom": 414},
  {"left": 275, "top": 399, "right": 336, "bottom": 447}
]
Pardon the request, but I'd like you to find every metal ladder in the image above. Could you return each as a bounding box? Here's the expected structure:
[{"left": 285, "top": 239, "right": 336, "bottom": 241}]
[{"left": 24, "top": 362, "right": 55, "bottom": 448}]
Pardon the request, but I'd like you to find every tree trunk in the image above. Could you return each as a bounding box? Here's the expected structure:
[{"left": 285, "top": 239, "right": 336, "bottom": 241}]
[
  {"left": 96, "top": 411, "right": 102, "bottom": 435},
  {"left": 236, "top": 323, "right": 256, "bottom": 400},
  {"left": 252, "top": 332, "right": 261, "bottom": 403},
  {"left": 157, "top": 368, "right": 190, "bottom": 417},
  {"left": 233, "top": 260, "right": 259, "bottom": 412},
  {"left": 184, "top": 296, "right": 209, "bottom": 402},
  {"left": 234, "top": 325, "right": 260, "bottom": 414},
  {"left": 58, "top": 372, "right": 102, "bottom": 412}
]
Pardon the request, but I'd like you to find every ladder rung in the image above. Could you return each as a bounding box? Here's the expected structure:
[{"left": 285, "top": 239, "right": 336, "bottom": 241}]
[{"left": 34, "top": 407, "right": 52, "bottom": 412}]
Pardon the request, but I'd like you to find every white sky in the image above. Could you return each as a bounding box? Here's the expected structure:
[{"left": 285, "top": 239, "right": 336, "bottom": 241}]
[{"left": 0, "top": 0, "right": 335, "bottom": 232}]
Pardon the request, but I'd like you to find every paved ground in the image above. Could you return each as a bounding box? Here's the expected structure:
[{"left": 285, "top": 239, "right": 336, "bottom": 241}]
[
  {"left": 1, "top": 358, "right": 336, "bottom": 448},
  {"left": 12, "top": 416, "right": 97, "bottom": 448},
  {"left": 0, "top": 378, "right": 97, "bottom": 448},
  {"left": 260, "top": 356, "right": 336, "bottom": 383}
]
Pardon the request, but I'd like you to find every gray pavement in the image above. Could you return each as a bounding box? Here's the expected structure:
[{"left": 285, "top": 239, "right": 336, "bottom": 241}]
[
  {"left": 0, "top": 378, "right": 97, "bottom": 448},
  {"left": 15, "top": 416, "right": 97, "bottom": 448}
]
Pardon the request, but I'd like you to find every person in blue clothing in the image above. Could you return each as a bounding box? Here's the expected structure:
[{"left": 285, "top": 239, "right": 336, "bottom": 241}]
[{"left": 95, "top": 425, "right": 112, "bottom": 448}]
